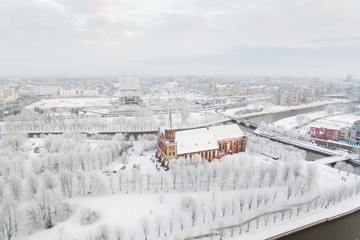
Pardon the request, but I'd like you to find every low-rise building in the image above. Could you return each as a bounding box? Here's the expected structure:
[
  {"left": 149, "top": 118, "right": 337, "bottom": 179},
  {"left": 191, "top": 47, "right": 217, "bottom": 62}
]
[
  {"left": 30, "top": 86, "right": 60, "bottom": 96},
  {"left": 340, "top": 126, "right": 357, "bottom": 143}
]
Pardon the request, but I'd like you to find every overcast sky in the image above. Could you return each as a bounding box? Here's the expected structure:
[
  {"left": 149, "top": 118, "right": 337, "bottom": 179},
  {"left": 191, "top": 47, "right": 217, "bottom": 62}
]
[{"left": 1, "top": 0, "right": 359, "bottom": 77}]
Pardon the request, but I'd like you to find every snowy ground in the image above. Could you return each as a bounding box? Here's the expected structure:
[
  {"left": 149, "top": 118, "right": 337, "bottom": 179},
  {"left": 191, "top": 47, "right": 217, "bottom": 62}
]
[
  {"left": 1, "top": 133, "right": 358, "bottom": 240},
  {"left": 25, "top": 98, "right": 117, "bottom": 110},
  {"left": 18, "top": 152, "right": 360, "bottom": 240}
]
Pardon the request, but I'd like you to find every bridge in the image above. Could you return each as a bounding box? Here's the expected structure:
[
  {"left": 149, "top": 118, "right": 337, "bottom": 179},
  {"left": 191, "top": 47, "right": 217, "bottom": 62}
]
[
  {"left": 253, "top": 128, "right": 338, "bottom": 156},
  {"left": 315, "top": 155, "right": 351, "bottom": 165},
  {"left": 231, "top": 117, "right": 259, "bottom": 129}
]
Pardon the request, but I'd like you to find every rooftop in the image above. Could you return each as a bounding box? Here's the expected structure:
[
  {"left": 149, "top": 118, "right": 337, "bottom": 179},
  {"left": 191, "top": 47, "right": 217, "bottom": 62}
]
[{"left": 175, "top": 124, "right": 244, "bottom": 155}]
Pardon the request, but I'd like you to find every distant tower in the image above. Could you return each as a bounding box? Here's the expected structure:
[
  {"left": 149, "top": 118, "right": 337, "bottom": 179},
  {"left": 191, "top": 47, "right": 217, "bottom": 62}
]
[{"left": 165, "top": 109, "right": 175, "bottom": 142}]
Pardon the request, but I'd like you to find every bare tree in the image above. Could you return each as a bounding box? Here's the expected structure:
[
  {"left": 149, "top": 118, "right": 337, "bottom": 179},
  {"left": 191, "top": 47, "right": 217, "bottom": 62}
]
[
  {"left": 168, "top": 209, "right": 174, "bottom": 234},
  {"left": 293, "top": 162, "right": 302, "bottom": 180},
  {"left": 206, "top": 166, "right": 213, "bottom": 191},
  {"left": 59, "top": 170, "right": 74, "bottom": 198},
  {"left": 269, "top": 165, "right": 277, "bottom": 186},
  {"left": 283, "top": 164, "right": 291, "bottom": 183},
  {"left": 80, "top": 207, "right": 97, "bottom": 225},
  {"left": 324, "top": 192, "right": 334, "bottom": 209},
  {"left": 145, "top": 170, "right": 153, "bottom": 191},
  {"left": 306, "top": 201, "right": 312, "bottom": 212},
  {"left": 97, "top": 224, "right": 110, "bottom": 240},
  {"left": 272, "top": 191, "right": 278, "bottom": 203},
  {"left": 171, "top": 164, "right": 179, "bottom": 190},
  {"left": 246, "top": 220, "right": 250, "bottom": 232},
  {"left": 115, "top": 225, "right": 124, "bottom": 240},
  {"left": 42, "top": 170, "right": 57, "bottom": 190},
  {"left": 263, "top": 193, "right": 270, "bottom": 206},
  {"left": 220, "top": 166, "right": 229, "bottom": 190},
  {"left": 233, "top": 168, "right": 241, "bottom": 190},
  {"left": 57, "top": 227, "right": 66, "bottom": 240},
  {"left": 258, "top": 165, "right": 267, "bottom": 188},
  {"left": 0, "top": 179, "right": 3, "bottom": 203},
  {"left": 0, "top": 201, "right": 20, "bottom": 240},
  {"left": 287, "top": 185, "right": 293, "bottom": 200},
  {"left": 255, "top": 215, "right": 260, "bottom": 229},
  {"left": 239, "top": 195, "right": 245, "bottom": 212},
  {"left": 288, "top": 208, "right": 293, "bottom": 218},
  {"left": 29, "top": 189, "right": 69, "bottom": 229},
  {"left": 27, "top": 174, "right": 39, "bottom": 197},
  {"left": 272, "top": 213, "right": 278, "bottom": 223},
  {"left": 141, "top": 218, "right": 150, "bottom": 240},
  {"left": 76, "top": 171, "right": 86, "bottom": 196},
  {"left": 218, "top": 221, "right": 225, "bottom": 240},
  {"left": 314, "top": 197, "right": 320, "bottom": 210},
  {"left": 264, "top": 215, "right": 270, "bottom": 226},
  {"left": 296, "top": 204, "right": 303, "bottom": 216},
  {"left": 231, "top": 197, "right": 236, "bottom": 215},
  {"left": 221, "top": 200, "right": 228, "bottom": 217},
  {"left": 9, "top": 175, "right": 22, "bottom": 201},
  {"left": 178, "top": 215, "right": 185, "bottom": 230},
  {"left": 130, "top": 229, "right": 136, "bottom": 240},
  {"left": 247, "top": 195, "right": 253, "bottom": 210},
  {"left": 256, "top": 194, "right": 263, "bottom": 208},
  {"left": 245, "top": 168, "right": 253, "bottom": 188},
  {"left": 209, "top": 202, "right": 217, "bottom": 221},
  {"left": 190, "top": 203, "right": 198, "bottom": 226},
  {"left": 2, "top": 130, "right": 27, "bottom": 152},
  {"left": 281, "top": 208, "right": 287, "bottom": 220},
  {"left": 230, "top": 225, "right": 235, "bottom": 237},
  {"left": 155, "top": 216, "right": 162, "bottom": 237}
]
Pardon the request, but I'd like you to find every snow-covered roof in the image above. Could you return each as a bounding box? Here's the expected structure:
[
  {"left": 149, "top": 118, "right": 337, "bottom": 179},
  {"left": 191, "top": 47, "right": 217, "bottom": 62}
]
[
  {"left": 311, "top": 114, "right": 359, "bottom": 131},
  {"left": 176, "top": 128, "right": 219, "bottom": 155},
  {"left": 209, "top": 124, "right": 244, "bottom": 141},
  {"left": 175, "top": 124, "right": 244, "bottom": 155}
]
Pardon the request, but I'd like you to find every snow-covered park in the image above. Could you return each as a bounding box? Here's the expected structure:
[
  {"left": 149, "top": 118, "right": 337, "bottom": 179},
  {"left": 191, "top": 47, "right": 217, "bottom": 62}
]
[{"left": 1, "top": 127, "right": 360, "bottom": 240}]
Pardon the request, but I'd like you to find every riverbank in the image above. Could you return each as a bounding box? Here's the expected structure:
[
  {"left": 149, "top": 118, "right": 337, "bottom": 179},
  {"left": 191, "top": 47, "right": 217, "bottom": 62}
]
[
  {"left": 234, "top": 99, "right": 354, "bottom": 120},
  {"left": 245, "top": 193, "right": 360, "bottom": 240}
]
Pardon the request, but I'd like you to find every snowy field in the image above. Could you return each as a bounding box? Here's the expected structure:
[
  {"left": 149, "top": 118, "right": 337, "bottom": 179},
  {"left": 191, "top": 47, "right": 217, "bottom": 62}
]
[
  {"left": 25, "top": 98, "right": 117, "bottom": 110},
  {"left": 1, "top": 131, "right": 360, "bottom": 240}
]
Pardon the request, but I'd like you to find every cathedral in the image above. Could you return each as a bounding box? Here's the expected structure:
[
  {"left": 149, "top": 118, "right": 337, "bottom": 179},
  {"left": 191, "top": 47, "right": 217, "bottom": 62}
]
[{"left": 155, "top": 111, "right": 247, "bottom": 168}]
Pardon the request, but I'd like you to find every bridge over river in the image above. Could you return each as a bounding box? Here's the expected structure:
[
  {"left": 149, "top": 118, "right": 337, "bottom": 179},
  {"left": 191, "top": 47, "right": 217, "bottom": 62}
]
[{"left": 315, "top": 155, "right": 352, "bottom": 165}]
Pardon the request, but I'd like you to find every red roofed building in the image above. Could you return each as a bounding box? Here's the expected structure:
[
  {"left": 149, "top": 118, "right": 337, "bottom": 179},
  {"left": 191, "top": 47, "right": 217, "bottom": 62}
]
[{"left": 310, "top": 127, "right": 340, "bottom": 140}]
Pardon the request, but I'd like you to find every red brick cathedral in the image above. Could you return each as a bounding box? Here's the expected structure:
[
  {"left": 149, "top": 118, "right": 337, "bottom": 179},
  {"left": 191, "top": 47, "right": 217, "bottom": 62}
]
[{"left": 155, "top": 111, "right": 247, "bottom": 167}]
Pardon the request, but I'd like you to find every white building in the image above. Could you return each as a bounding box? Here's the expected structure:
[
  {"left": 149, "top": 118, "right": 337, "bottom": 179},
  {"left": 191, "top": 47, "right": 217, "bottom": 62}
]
[
  {"left": 59, "top": 89, "right": 100, "bottom": 97},
  {"left": 83, "top": 89, "right": 99, "bottom": 96},
  {"left": 30, "top": 86, "right": 60, "bottom": 96},
  {"left": 60, "top": 90, "right": 77, "bottom": 96}
]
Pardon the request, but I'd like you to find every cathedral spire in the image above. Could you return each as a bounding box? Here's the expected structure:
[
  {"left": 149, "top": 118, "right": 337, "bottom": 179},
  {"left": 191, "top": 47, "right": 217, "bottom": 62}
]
[{"left": 169, "top": 108, "right": 174, "bottom": 129}]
